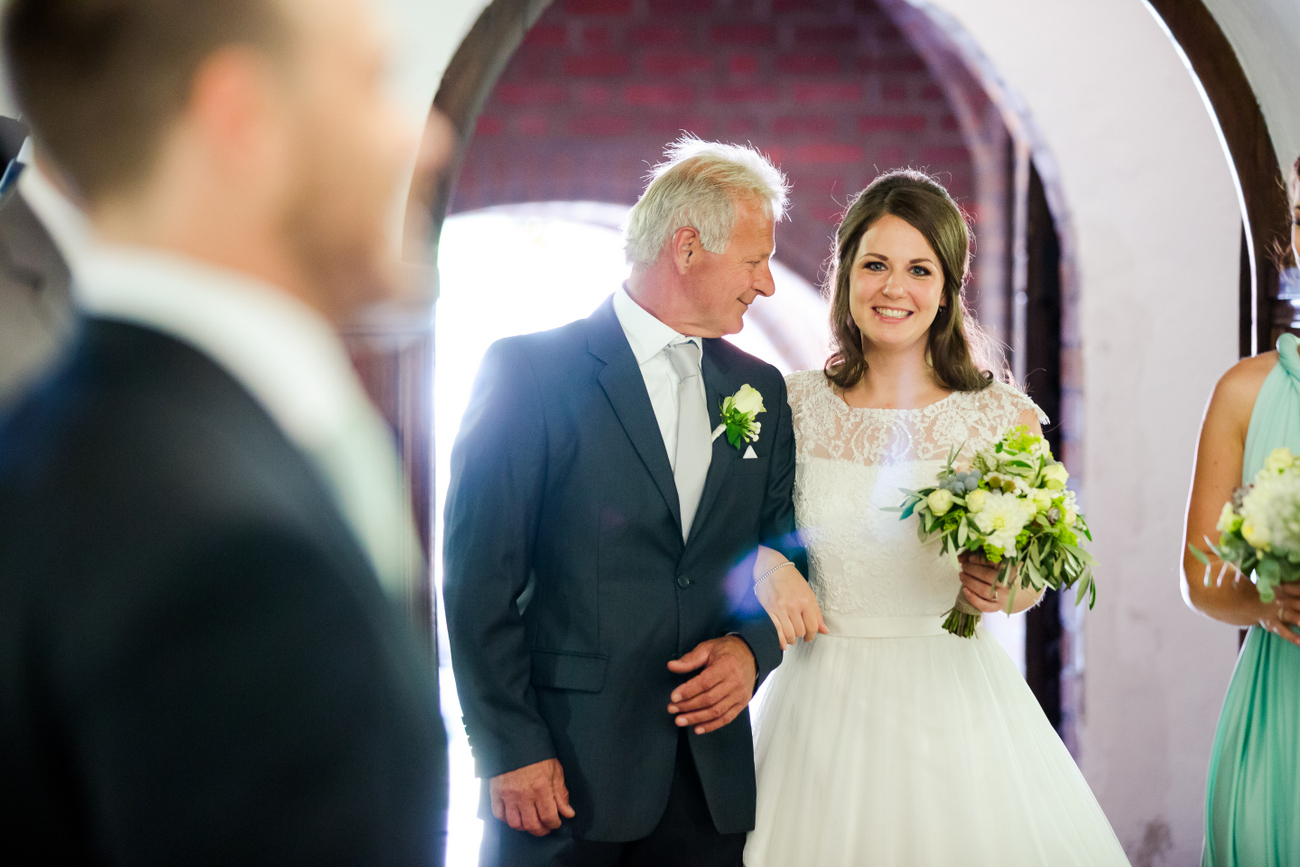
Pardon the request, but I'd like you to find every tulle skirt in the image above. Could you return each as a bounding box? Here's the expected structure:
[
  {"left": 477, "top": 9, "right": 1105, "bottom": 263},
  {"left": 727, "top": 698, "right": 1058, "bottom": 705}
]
[{"left": 744, "top": 622, "right": 1130, "bottom": 866}]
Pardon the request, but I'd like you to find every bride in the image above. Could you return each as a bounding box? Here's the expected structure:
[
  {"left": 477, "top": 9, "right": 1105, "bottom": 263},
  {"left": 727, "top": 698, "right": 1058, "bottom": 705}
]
[{"left": 743, "top": 170, "right": 1130, "bottom": 865}]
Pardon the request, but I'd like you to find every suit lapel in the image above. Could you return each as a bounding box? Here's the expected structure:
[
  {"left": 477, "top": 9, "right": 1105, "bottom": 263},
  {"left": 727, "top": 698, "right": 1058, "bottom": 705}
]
[
  {"left": 686, "top": 338, "right": 738, "bottom": 544},
  {"left": 586, "top": 297, "right": 683, "bottom": 533}
]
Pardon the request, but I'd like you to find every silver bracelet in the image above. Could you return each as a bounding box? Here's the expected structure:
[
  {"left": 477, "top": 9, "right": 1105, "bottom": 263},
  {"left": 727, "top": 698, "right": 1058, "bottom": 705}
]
[{"left": 755, "top": 561, "right": 797, "bottom": 586}]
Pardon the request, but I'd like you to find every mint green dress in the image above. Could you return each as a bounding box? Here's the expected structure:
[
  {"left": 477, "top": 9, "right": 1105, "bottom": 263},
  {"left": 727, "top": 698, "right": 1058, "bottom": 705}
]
[{"left": 1202, "top": 333, "right": 1300, "bottom": 866}]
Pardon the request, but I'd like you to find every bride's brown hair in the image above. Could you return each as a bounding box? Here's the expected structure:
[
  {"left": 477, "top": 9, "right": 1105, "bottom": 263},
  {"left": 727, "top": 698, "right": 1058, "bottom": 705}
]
[{"left": 823, "top": 170, "right": 1003, "bottom": 392}]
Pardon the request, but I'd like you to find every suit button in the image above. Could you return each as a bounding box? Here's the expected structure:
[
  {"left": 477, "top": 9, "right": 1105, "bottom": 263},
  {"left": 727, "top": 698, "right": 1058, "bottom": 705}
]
[{"left": 676, "top": 575, "right": 692, "bottom": 589}]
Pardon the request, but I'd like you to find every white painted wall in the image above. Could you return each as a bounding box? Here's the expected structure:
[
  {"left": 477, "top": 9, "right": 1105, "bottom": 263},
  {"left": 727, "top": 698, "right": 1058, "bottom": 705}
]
[
  {"left": 909, "top": 0, "right": 1242, "bottom": 861},
  {"left": 372, "top": 0, "right": 492, "bottom": 265},
  {"left": 1202, "top": 0, "right": 1300, "bottom": 176},
  {"left": 374, "top": 0, "right": 493, "bottom": 126}
]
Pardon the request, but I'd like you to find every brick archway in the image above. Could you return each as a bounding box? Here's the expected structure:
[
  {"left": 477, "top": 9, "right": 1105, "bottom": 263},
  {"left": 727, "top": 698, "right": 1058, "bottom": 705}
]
[{"left": 448, "top": 0, "right": 988, "bottom": 294}]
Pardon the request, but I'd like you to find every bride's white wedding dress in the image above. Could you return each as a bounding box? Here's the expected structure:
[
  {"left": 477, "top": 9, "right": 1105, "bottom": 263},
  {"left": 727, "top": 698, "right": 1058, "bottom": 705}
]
[{"left": 744, "top": 371, "right": 1130, "bottom": 866}]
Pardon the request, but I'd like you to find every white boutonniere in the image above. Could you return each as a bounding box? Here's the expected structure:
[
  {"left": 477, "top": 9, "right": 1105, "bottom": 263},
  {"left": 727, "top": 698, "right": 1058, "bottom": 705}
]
[{"left": 711, "top": 384, "right": 765, "bottom": 449}]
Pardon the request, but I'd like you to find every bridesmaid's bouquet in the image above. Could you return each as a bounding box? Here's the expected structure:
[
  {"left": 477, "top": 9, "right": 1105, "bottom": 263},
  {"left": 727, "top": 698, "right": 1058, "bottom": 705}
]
[
  {"left": 1190, "top": 447, "right": 1300, "bottom": 602},
  {"left": 892, "top": 426, "right": 1097, "bottom": 637}
]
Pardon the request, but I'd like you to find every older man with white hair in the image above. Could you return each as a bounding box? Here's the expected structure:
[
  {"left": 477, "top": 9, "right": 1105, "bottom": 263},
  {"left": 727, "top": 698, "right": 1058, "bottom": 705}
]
[{"left": 443, "top": 138, "right": 802, "bottom": 866}]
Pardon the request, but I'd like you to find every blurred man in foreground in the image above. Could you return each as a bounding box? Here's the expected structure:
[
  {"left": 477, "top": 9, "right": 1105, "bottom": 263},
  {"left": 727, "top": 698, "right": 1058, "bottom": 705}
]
[{"left": 0, "top": 0, "right": 447, "bottom": 863}]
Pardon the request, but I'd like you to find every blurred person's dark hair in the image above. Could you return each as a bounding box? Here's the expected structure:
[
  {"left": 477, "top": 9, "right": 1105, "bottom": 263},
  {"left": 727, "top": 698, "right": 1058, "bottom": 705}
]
[
  {"left": 1288, "top": 154, "right": 1299, "bottom": 268},
  {"left": 1270, "top": 154, "right": 1300, "bottom": 270},
  {"left": 1289, "top": 154, "right": 1299, "bottom": 212},
  {"left": 3, "top": 0, "right": 287, "bottom": 204}
]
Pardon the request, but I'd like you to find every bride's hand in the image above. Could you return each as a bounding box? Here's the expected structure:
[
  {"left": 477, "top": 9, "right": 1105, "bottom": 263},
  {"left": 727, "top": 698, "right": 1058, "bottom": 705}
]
[
  {"left": 753, "top": 547, "right": 828, "bottom": 650},
  {"left": 959, "top": 551, "right": 1041, "bottom": 614}
]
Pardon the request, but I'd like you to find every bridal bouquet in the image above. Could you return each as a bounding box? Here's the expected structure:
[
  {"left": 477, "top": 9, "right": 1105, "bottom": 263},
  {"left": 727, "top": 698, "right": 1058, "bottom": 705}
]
[
  {"left": 893, "top": 426, "right": 1097, "bottom": 637},
  {"left": 1190, "top": 447, "right": 1300, "bottom": 603}
]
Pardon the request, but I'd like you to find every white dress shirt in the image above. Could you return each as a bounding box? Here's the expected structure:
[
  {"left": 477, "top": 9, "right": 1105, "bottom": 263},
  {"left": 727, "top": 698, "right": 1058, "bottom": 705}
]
[
  {"left": 75, "top": 246, "right": 420, "bottom": 598},
  {"left": 612, "top": 286, "right": 709, "bottom": 472}
]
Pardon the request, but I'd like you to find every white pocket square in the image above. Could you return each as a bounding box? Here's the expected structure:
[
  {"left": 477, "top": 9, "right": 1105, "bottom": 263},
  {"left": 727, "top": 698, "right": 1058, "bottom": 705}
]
[{"left": 743, "top": 445, "right": 758, "bottom": 459}]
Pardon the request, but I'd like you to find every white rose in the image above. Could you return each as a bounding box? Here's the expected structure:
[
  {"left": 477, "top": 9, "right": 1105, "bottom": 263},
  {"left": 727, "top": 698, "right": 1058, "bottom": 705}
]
[
  {"left": 927, "top": 489, "right": 955, "bottom": 517},
  {"left": 730, "top": 384, "right": 766, "bottom": 417},
  {"left": 965, "top": 489, "right": 988, "bottom": 513},
  {"left": 1043, "top": 462, "right": 1069, "bottom": 490},
  {"left": 1031, "top": 489, "right": 1053, "bottom": 513}
]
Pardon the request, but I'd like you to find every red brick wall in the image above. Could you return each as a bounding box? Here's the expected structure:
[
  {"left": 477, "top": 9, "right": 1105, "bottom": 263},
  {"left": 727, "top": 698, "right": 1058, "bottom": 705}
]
[{"left": 452, "top": 0, "right": 977, "bottom": 287}]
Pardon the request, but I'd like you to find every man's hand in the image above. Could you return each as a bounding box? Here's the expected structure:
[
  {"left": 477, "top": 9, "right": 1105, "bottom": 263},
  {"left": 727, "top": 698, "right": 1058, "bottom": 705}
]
[
  {"left": 489, "top": 758, "right": 575, "bottom": 837},
  {"left": 666, "top": 635, "right": 757, "bottom": 735}
]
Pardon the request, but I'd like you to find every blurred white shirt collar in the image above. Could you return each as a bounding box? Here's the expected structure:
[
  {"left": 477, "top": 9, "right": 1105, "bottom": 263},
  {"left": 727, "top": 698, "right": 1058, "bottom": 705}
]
[
  {"left": 11, "top": 140, "right": 419, "bottom": 596},
  {"left": 75, "top": 246, "right": 363, "bottom": 453},
  {"left": 75, "top": 246, "right": 419, "bottom": 598}
]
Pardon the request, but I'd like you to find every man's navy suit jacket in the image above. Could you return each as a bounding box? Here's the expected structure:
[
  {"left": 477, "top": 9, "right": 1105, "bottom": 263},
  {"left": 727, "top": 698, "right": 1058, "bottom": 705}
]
[
  {"left": 443, "top": 296, "right": 801, "bottom": 842},
  {"left": 0, "top": 320, "right": 448, "bottom": 865}
]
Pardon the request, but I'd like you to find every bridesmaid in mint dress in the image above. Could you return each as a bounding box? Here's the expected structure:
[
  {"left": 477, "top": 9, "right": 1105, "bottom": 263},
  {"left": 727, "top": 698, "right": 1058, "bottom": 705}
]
[{"left": 1182, "top": 154, "right": 1300, "bottom": 867}]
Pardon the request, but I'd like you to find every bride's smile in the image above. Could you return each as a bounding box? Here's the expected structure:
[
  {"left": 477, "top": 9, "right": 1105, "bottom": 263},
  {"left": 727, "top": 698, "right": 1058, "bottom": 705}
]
[{"left": 848, "top": 212, "right": 946, "bottom": 361}]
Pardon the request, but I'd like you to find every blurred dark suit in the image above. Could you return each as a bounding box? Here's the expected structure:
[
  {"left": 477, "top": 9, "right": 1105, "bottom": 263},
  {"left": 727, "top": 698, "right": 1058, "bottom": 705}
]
[
  {"left": 0, "top": 131, "right": 75, "bottom": 408},
  {"left": 0, "top": 320, "right": 447, "bottom": 865}
]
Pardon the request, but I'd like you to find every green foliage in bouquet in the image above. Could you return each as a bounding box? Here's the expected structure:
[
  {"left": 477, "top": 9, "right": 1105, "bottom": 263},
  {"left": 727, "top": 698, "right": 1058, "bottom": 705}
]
[
  {"left": 890, "top": 426, "right": 1097, "bottom": 638},
  {"left": 1190, "top": 446, "right": 1300, "bottom": 604}
]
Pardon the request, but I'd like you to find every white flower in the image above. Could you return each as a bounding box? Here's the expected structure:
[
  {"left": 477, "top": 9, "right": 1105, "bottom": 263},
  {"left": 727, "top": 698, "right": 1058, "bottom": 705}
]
[
  {"left": 1042, "top": 462, "right": 1069, "bottom": 490},
  {"left": 1217, "top": 501, "right": 1242, "bottom": 535},
  {"left": 715, "top": 385, "right": 766, "bottom": 448},
  {"left": 1031, "top": 489, "right": 1053, "bottom": 513},
  {"left": 1265, "top": 447, "right": 1296, "bottom": 475},
  {"left": 1241, "top": 517, "right": 1271, "bottom": 549},
  {"left": 927, "top": 489, "right": 955, "bottom": 516},
  {"left": 1238, "top": 462, "right": 1300, "bottom": 553},
  {"left": 965, "top": 489, "right": 988, "bottom": 513},
  {"left": 972, "top": 491, "right": 1033, "bottom": 557},
  {"left": 730, "top": 384, "right": 765, "bottom": 417}
]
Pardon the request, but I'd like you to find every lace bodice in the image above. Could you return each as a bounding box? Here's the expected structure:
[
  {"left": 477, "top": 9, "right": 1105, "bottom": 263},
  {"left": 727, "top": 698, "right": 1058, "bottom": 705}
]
[{"left": 786, "top": 370, "right": 1047, "bottom": 617}]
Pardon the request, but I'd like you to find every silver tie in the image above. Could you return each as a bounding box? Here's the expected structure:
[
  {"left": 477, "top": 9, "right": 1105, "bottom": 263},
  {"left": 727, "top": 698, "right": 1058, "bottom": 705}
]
[{"left": 666, "top": 341, "right": 712, "bottom": 542}]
